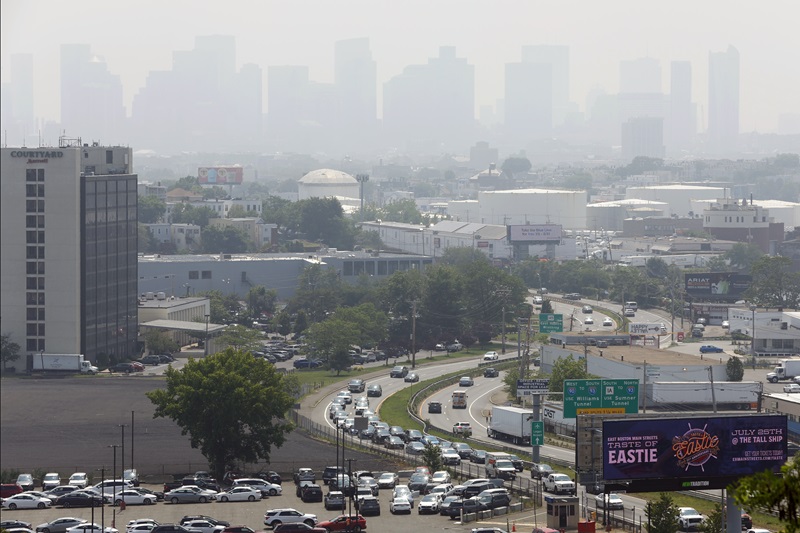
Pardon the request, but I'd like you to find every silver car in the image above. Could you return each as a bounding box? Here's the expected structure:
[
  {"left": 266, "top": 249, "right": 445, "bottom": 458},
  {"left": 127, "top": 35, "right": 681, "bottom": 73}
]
[
  {"left": 165, "top": 486, "right": 217, "bottom": 504},
  {"left": 36, "top": 519, "right": 88, "bottom": 533}
]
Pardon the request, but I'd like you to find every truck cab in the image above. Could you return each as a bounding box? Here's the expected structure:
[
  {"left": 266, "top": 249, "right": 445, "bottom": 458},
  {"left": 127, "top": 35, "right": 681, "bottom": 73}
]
[{"left": 451, "top": 390, "right": 467, "bottom": 409}]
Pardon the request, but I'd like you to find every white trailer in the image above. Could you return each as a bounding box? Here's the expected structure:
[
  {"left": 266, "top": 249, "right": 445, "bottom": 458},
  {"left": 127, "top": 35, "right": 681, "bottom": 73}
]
[
  {"left": 488, "top": 406, "right": 532, "bottom": 445},
  {"left": 32, "top": 354, "right": 98, "bottom": 374},
  {"left": 650, "top": 381, "right": 759, "bottom": 410}
]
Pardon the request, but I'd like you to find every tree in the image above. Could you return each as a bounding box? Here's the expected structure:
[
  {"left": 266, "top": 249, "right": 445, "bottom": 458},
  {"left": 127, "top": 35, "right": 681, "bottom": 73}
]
[
  {"left": 724, "top": 243, "right": 763, "bottom": 273},
  {"left": 731, "top": 452, "right": 800, "bottom": 533},
  {"left": 705, "top": 255, "right": 729, "bottom": 272},
  {"left": 726, "top": 356, "right": 744, "bottom": 381},
  {"left": 421, "top": 443, "right": 444, "bottom": 473},
  {"left": 746, "top": 256, "right": 800, "bottom": 310},
  {"left": 501, "top": 157, "right": 532, "bottom": 175},
  {"left": 699, "top": 504, "right": 723, "bottom": 533},
  {"left": 381, "top": 198, "right": 424, "bottom": 224},
  {"left": 334, "top": 304, "right": 388, "bottom": 350},
  {"left": 138, "top": 223, "right": 159, "bottom": 253},
  {"left": 540, "top": 299, "right": 554, "bottom": 314},
  {"left": 548, "top": 354, "right": 591, "bottom": 397},
  {"left": 201, "top": 225, "right": 250, "bottom": 253},
  {"left": 139, "top": 195, "right": 167, "bottom": 224},
  {"left": 218, "top": 324, "right": 264, "bottom": 353},
  {"left": 646, "top": 492, "right": 680, "bottom": 533},
  {"left": 1, "top": 334, "right": 21, "bottom": 370},
  {"left": 305, "top": 317, "right": 359, "bottom": 374},
  {"left": 146, "top": 349, "right": 295, "bottom": 480},
  {"left": 247, "top": 286, "right": 277, "bottom": 318},
  {"left": 143, "top": 329, "right": 180, "bottom": 355},
  {"left": 226, "top": 205, "right": 249, "bottom": 219}
]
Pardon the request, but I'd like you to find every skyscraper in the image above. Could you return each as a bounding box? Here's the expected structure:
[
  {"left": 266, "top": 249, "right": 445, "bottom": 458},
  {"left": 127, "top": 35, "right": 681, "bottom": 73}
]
[
  {"left": 0, "top": 54, "right": 35, "bottom": 146},
  {"left": 667, "top": 61, "right": 695, "bottom": 152},
  {"left": 619, "top": 57, "right": 662, "bottom": 94},
  {"left": 334, "top": 38, "right": 377, "bottom": 151},
  {"left": 708, "top": 45, "right": 740, "bottom": 154},
  {"left": 1, "top": 140, "right": 139, "bottom": 369},
  {"left": 520, "top": 45, "right": 570, "bottom": 127},
  {"left": 504, "top": 61, "right": 552, "bottom": 143}
]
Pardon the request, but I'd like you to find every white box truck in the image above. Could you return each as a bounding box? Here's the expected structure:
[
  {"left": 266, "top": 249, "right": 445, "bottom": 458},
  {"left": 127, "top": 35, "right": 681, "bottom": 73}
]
[
  {"left": 487, "top": 405, "right": 531, "bottom": 445},
  {"left": 32, "top": 354, "right": 98, "bottom": 374},
  {"left": 766, "top": 359, "right": 800, "bottom": 383},
  {"left": 650, "top": 381, "right": 759, "bottom": 410}
]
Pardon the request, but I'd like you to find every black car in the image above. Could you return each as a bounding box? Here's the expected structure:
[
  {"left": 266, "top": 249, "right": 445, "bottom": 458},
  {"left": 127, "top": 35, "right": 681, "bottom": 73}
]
[
  {"left": 359, "top": 426, "right": 376, "bottom": 440},
  {"left": 253, "top": 470, "right": 282, "bottom": 485},
  {"left": 300, "top": 484, "right": 323, "bottom": 503},
  {"left": 55, "top": 492, "right": 103, "bottom": 508},
  {"left": 136, "top": 487, "right": 165, "bottom": 501},
  {"left": 483, "top": 368, "right": 499, "bottom": 378},
  {"left": 359, "top": 496, "right": 380, "bottom": 516},
  {"left": 152, "top": 526, "right": 192, "bottom": 533},
  {"left": 442, "top": 498, "right": 482, "bottom": 518},
  {"left": 428, "top": 401, "right": 442, "bottom": 414},
  {"left": 367, "top": 384, "right": 383, "bottom": 397},
  {"left": 1, "top": 520, "right": 32, "bottom": 530},
  {"left": 407, "top": 473, "right": 430, "bottom": 492},
  {"left": 110, "top": 362, "right": 136, "bottom": 373},
  {"left": 507, "top": 454, "right": 524, "bottom": 472},
  {"left": 470, "top": 450, "right": 487, "bottom": 463},
  {"left": 139, "top": 354, "right": 162, "bottom": 365},
  {"left": 390, "top": 366, "right": 408, "bottom": 378},
  {"left": 158, "top": 354, "right": 175, "bottom": 364},
  {"left": 323, "top": 466, "right": 345, "bottom": 486}
]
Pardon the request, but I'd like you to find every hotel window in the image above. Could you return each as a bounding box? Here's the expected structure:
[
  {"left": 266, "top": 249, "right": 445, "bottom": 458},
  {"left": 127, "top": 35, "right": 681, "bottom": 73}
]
[
  {"left": 27, "top": 308, "right": 37, "bottom": 320},
  {"left": 201, "top": 271, "right": 212, "bottom": 279},
  {"left": 27, "top": 324, "right": 37, "bottom": 336},
  {"left": 27, "top": 339, "right": 37, "bottom": 351},
  {"left": 106, "top": 150, "right": 113, "bottom": 164},
  {"left": 26, "top": 169, "right": 36, "bottom": 181},
  {"left": 37, "top": 169, "right": 45, "bottom": 181},
  {"left": 26, "top": 184, "right": 37, "bottom": 197}
]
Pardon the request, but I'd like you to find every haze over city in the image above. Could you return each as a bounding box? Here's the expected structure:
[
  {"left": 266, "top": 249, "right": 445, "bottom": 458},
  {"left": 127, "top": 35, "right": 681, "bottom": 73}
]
[{"left": 2, "top": 0, "right": 799, "bottom": 155}]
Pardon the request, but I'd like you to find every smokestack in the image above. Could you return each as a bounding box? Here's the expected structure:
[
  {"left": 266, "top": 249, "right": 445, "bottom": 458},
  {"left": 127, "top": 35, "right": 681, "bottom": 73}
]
[{"left": 750, "top": 193, "right": 753, "bottom": 206}]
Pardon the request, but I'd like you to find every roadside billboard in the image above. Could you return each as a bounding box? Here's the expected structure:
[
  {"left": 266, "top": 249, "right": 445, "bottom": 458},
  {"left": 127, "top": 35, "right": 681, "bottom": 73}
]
[
  {"left": 198, "top": 166, "right": 244, "bottom": 184},
  {"left": 684, "top": 272, "right": 751, "bottom": 298},
  {"left": 602, "top": 415, "right": 788, "bottom": 482},
  {"left": 507, "top": 224, "right": 563, "bottom": 242}
]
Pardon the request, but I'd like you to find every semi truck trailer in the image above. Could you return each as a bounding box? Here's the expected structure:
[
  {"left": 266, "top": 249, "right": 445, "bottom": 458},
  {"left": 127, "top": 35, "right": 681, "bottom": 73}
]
[{"left": 487, "top": 405, "right": 532, "bottom": 445}]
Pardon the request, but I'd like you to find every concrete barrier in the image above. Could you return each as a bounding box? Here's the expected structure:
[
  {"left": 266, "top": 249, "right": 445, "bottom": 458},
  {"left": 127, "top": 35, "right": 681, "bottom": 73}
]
[
  {"left": 480, "top": 510, "right": 493, "bottom": 519},
  {"left": 494, "top": 506, "right": 508, "bottom": 516},
  {"left": 463, "top": 512, "right": 477, "bottom": 523},
  {"left": 510, "top": 502, "right": 523, "bottom": 512}
]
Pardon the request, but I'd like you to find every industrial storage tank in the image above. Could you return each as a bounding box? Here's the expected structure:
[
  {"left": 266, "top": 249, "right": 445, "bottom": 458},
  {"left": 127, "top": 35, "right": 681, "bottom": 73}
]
[
  {"left": 587, "top": 199, "right": 669, "bottom": 231},
  {"left": 478, "top": 189, "right": 587, "bottom": 230},
  {"left": 625, "top": 184, "right": 724, "bottom": 216}
]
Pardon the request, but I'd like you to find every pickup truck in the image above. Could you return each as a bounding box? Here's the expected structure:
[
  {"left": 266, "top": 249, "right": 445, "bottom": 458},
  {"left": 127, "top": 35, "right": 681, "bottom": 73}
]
[{"left": 543, "top": 473, "right": 576, "bottom": 495}]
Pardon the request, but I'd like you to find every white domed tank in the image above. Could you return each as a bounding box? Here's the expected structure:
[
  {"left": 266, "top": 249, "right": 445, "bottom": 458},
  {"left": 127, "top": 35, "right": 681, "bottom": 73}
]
[
  {"left": 478, "top": 189, "right": 587, "bottom": 230},
  {"left": 625, "top": 185, "right": 724, "bottom": 216},
  {"left": 297, "top": 169, "right": 359, "bottom": 201}
]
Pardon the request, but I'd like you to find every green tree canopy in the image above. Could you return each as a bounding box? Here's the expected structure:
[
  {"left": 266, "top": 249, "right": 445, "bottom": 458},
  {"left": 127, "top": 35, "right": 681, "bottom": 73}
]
[
  {"left": 201, "top": 225, "right": 251, "bottom": 253},
  {"left": 247, "top": 286, "right": 278, "bottom": 318},
  {"left": 138, "top": 195, "right": 167, "bottom": 224},
  {"left": 726, "top": 356, "right": 744, "bottom": 381},
  {"left": 217, "top": 324, "right": 264, "bottom": 353},
  {"left": 731, "top": 452, "right": 800, "bottom": 532},
  {"left": 422, "top": 443, "right": 444, "bottom": 473},
  {"left": 724, "top": 243, "right": 764, "bottom": 273},
  {"left": 146, "top": 349, "right": 296, "bottom": 479},
  {"left": 171, "top": 203, "right": 217, "bottom": 228},
  {"left": 548, "top": 354, "right": 591, "bottom": 397},
  {"left": 143, "top": 329, "right": 180, "bottom": 356},
  {"left": 334, "top": 303, "right": 388, "bottom": 350},
  {"left": 501, "top": 157, "right": 532, "bottom": 175},
  {"left": 289, "top": 264, "right": 344, "bottom": 323},
  {"left": 1, "top": 334, "right": 21, "bottom": 370},
  {"left": 305, "top": 317, "right": 360, "bottom": 374},
  {"left": 381, "top": 198, "right": 424, "bottom": 224},
  {"left": 646, "top": 492, "right": 680, "bottom": 533},
  {"left": 746, "top": 256, "right": 800, "bottom": 310}
]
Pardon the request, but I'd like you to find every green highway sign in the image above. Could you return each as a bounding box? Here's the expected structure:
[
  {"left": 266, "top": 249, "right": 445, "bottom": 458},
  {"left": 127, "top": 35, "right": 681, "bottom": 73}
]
[
  {"left": 539, "top": 314, "right": 563, "bottom": 333},
  {"left": 531, "top": 421, "right": 545, "bottom": 446},
  {"left": 563, "top": 378, "right": 639, "bottom": 418}
]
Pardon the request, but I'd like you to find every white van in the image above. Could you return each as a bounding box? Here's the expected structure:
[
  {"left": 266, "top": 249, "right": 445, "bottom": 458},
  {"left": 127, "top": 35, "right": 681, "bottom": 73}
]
[
  {"left": 625, "top": 301, "right": 638, "bottom": 312},
  {"left": 94, "top": 479, "right": 132, "bottom": 496}
]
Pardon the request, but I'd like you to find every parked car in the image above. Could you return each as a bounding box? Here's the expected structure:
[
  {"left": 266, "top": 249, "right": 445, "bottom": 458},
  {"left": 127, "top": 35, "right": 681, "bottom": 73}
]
[
  {"left": 377, "top": 472, "right": 398, "bottom": 489},
  {"left": 293, "top": 468, "right": 316, "bottom": 484},
  {"left": 417, "top": 493, "right": 443, "bottom": 514},
  {"left": 359, "top": 496, "right": 380, "bottom": 516},
  {"left": 699, "top": 345, "right": 723, "bottom": 354},
  {"left": 441, "top": 497, "right": 482, "bottom": 518},
  {"left": 110, "top": 363, "right": 137, "bottom": 374},
  {"left": 323, "top": 491, "right": 346, "bottom": 511},
  {"left": 292, "top": 359, "right": 322, "bottom": 369},
  {"left": 179, "top": 517, "right": 228, "bottom": 528},
  {"left": 67, "top": 473, "right": 89, "bottom": 489},
  {"left": 299, "top": 484, "right": 322, "bottom": 503},
  {"left": 16, "top": 474, "right": 35, "bottom": 492},
  {"left": 181, "top": 521, "right": 224, "bottom": 533},
  {"left": 263, "top": 509, "right": 318, "bottom": 529},
  {"left": 232, "top": 478, "right": 281, "bottom": 496},
  {"left": 42, "top": 473, "right": 62, "bottom": 490},
  {"left": 216, "top": 486, "right": 262, "bottom": 502},
  {"left": 389, "top": 497, "right": 412, "bottom": 514},
  {"left": 36, "top": 518, "right": 87, "bottom": 533},
  {"left": 2, "top": 521, "right": 32, "bottom": 531},
  {"left": 783, "top": 383, "right": 800, "bottom": 393},
  {"left": 139, "top": 354, "right": 162, "bottom": 365},
  {"left": 165, "top": 486, "right": 217, "bottom": 504},
  {"left": 65, "top": 524, "right": 117, "bottom": 533},
  {"left": 273, "top": 525, "right": 325, "bottom": 533},
  {"left": 2, "top": 493, "right": 52, "bottom": 509},
  {"left": 56, "top": 492, "right": 105, "bottom": 508},
  {"left": 316, "top": 515, "right": 366, "bottom": 532},
  {"left": 1, "top": 483, "right": 23, "bottom": 498}
]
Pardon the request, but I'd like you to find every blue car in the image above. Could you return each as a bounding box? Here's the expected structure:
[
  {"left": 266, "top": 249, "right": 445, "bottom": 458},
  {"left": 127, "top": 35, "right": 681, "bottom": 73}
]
[
  {"left": 293, "top": 358, "right": 322, "bottom": 369},
  {"left": 699, "top": 345, "right": 723, "bottom": 353}
]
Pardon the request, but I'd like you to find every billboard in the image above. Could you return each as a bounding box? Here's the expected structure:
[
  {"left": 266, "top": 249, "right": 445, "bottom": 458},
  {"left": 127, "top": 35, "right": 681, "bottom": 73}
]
[
  {"left": 684, "top": 272, "right": 751, "bottom": 298},
  {"left": 198, "top": 166, "right": 244, "bottom": 184},
  {"left": 507, "top": 224, "right": 563, "bottom": 242},
  {"left": 629, "top": 323, "right": 667, "bottom": 335},
  {"left": 603, "top": 415, "right": 788, "bottom": 482}
]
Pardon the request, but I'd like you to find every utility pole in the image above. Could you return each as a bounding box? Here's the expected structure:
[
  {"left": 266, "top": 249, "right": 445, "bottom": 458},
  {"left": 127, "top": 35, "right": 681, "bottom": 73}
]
[
  {"left": 119, "top": 424, "right": 127, "bottom": 506},
  {"left": 411, "top": 300, "right": 418, "bottom": 369},
  {"left": 502, "top": 305, "right": 506, "bottom": 354},
  {"left": 708, "top": 366, "right": 717, "bottom": 414}
]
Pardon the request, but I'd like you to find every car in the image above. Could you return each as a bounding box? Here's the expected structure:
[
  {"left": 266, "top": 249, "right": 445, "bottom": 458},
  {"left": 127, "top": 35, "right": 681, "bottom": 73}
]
[
  {"left": 42, "top": 473, "right": 62, "bottom": 490},
  {"left": 293, "top": 359, "right": 322, "bottom": 369},
  {"left": 407, "top": 473, "right": 430, "bottom": 493},
  {"left": 392, "top": 485, "right": 415, "bottom": 508},
  {"left": 263, "top": 508, "right": 318, "bottom": 529},
  {"left": 323, "top": 491, "right": 346, "bottom": 511},
  {"left": 127, "top": 524, "right": 158, "bottom": 533},
  {"left": 253, "top": 470, "right": 282, "bottom": 485},
  {"left": 470, "top": 449, "right": 487, "bottom": 463},
  {"left": 65, "top": 524, "right": 117, "bottom": 533},
  {"left": 299, "top": 484, "right": 322, "bottom": 503},
  {"left": 293, "top": 468, "right": 316, "bottom": 484},
  {"left": 476, "top": 488, "right": 511, "bottom": 510},
  {"left": 543, "top": 473, "right": 576, "bottom": 495},
  {"left": 699, "top": 345, "right": 724, "bottom": 354},
  {"left": 390, "top": 366, "right": 408, "bottom": 378},
  {"left": 483, "top": 367, "right": 499, "bottom": 378},
  {"left": 678, "top": 507, "right": 705, "bottom": 530},
  {"left": 182, "top": 521, "right": 224, "bottom": 533},
  {"left": 56, "top": 492, "right": 104, "bottom": 508},
  {"left": 377, "top": 472, "right": 398, "bottom": 489},
  {"left": 2, "top": 493, "right": 52, "bottom": 509},
  {"left": 158, "top": 354, "right": 176, "bottom": 364},
  {"left": 428, "top": 401, "right": 442, "bottom": 414},
  {"left": 442, "top": 497, "right": 482, "bottom": 518},
  {"left": 2, "top": 521, "right": 32, "bottom": 531},
  {"left": 335, "top": 391, "right": 352, "bottom": 405},
  {"left": 232, "top": 478, "right": 282, "bottom": 496},
  {"left": 385, "top": 435, "right": 405, "bottom": 449},
  {"left": 407, "top": 429, "right": 423, "bottom": 442},
  {"left": 482, "top": 351, "right": 499, "bottom": 361},
  {"left": 417, "top": 493, "right": 443, "bottom": 514},
  {"left": 139, "top": 354, "right": 162, "bottom": 365},
  {"left": 389, "top": 497, "right": 411, "bottom": 514},
  {"left": 356, "top": 477, "right": 379, "bottom": 497},
  {"left": 165, "top": 486, "right": 217, "bottom": 504},
  {"left": 66, "top": 473, "right": 88, "bottom": 489},
  {"left": 582, "top": 305, "right": 593, "bottom": 314},
  {"left": 453, "top": 422, "right": 472, "bottom": 435},
  {"left": 316, "top": 515, "right": 366, "bottom": 532},
  {"left": 471, "top": 528, "right": 510, "bottom": 533},
  {"left": 745, "top": 529, "right": 771, "bottom": 533},
  {"left": 453, "top": 442, "right": 473, "bottom": 459},
  {"left": 458, "top": 376, "right": 474, "bottom": 387},
  {"left": 273, "top": 525, "right": 325, "bottom": 533},
  {"left": 721, "top": 320, "right": 730, "bottom": 329},
  {"left": 16, "top": 474, "right": 35, "bottom": 492},
  {"left": 602, "top": 317, "right": 613, "bottom": 327},
  {"left": 216, "top": 486, "right": 262, "bottom": 502},
  {"left": 624, "top": 308, "right": 636, "bottom": 317},
  {"left": 531, "top": 529, "right": 560, "bottom": 533},
  {"left": 359, "top": 496, "right": 380, "bottom": 516},
  {"left": 179, "top": 517, "right": 228, "bottom": 528},
  {"left": 691, "top": 329, "right": 704, "bottom": 338},
  {"left": 783, "top": 383, "right": 800, "bottom": 393},
  {"left": 441, "top": 448, "right": 461, "bottom": 465},
  {"left": 46, "top": 486, "right": 79, "bottom": 499},
  {"left": 403, "top": 372, "right": 419, "bottom": 383},
  {"left": 564, "top": 293, "right": 582, "bottom": 300},
  {"left": 531, "top": 463, "right": 554, "bottom": 479},
  {"left": 584, "top": 317, "right": 594, "bottom": 325},
  {"left": 322, "top": 467, "right": 345, "bottom": 486},
  {"left": 150, "top": 525, "right": 192, "bottom": 533},
  {"left": 219, "top": 528, "right": 254, "bottom": 533},
  {"left": 595, "top": 493, "right": 624, "bottom": 510},
  {"left": 431, "top": 471, "right": 451, "bottom": 484},
  {"left": 740, "top": 512, "right": 752, "bottom": 530},
  {"left": 36, "top": 519, "right": 88, "bottom": 533},
  {"left": 1, "top": 483, "right": 23, "bottom": 498},
  {"left": 366, "top": 384, "right": 382, "bottom": 397},
  {"left": 110, "top": 363, "right": 137, "bottom": 374},
  {"left": 446, "top": 342, "right": 463, "bottom": 352},
  {"left": 533, "top": 295, "right": 544, "bottom": 305},
  {"left": 348, "top": 379, "right": 366, "bottom": 393}
]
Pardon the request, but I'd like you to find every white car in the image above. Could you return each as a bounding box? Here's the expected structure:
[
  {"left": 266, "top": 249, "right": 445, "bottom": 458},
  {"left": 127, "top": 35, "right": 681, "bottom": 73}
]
[
  {"left": 603, "top": 317, "right": 613, "bottom": 327},
  {"left": 678, "top": 507, "right": 705, "bottom": 530},
  {"left": 263, "top": 509, "right": 318, "bottom": 529},
  {"left": 42, "top": 473, "right": 61, "bottom": 491},
  {"left": 417, "top": 493, "right": 442, "bottom": 514},
  {"left": 431, "top": 471, "right": 451, "bottom": 484},
  {"left": 125, "top": 521, "right": 158, "bottom": 533},
  {"left": 482, "top": 351, "right": 499, "bottom": 361},
  {"left": 390, "top": 497, "right": 412, "bottom": 514},
  {"left": 392, "top": 485, "right": 415, "bottom": 507},
  {"left": 595, "top": 493, "right": 624, "bottom": 510},
  {"left": 783, "top": 383, "right": 800, "bottom": 393},
  {"left": 584, "top": 317, "right": 594, "bottom": 325},
  {"left": 217, "top": 486, "right": 263, "bottom": 502},
  {"left": 112, "top": 490, "right": 156, "bottom": 506},
  {"left": 66, "top": 525, "right": 117, "bottom": 533},
  {"left": 182, "top": 520, "right": 224, "bottom": 533},
  {"left": 67, "top": 473, "right": 88, "bottom": 489},
  {"left": 232, "top": 478, "right": 282, "bottom": 496},
  {"left": 2, "top": 493, "right": 52, "bottom": 510},
  {"left": 533, "top": 295, "right": 544, "bottom": 305},
  {"left": 336, "top": 391, "right": 353, "bottom": 404}
]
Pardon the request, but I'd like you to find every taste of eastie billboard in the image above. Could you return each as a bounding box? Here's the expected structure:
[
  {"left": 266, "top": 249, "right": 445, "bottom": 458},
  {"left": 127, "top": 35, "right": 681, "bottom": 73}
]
[{"left": 603, "top": 415, "right": 787, "bottom": 482}]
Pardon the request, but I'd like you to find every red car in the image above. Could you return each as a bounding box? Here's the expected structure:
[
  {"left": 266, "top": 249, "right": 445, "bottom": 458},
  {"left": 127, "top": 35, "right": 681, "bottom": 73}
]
[
  {"left": 316, "top": 515, "right": 366, "bottom": 532},
  {"left": 0, "top": 483, "right": 23, "bottom": 498}
]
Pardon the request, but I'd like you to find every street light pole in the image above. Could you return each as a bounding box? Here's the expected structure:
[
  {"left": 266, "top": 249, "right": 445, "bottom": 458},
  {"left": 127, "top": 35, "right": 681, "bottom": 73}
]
[
  {"left": 119, "top": 424, "right": 127, "bottom": 506},
  {"left": 204, "top": 313, "right": 210, "bottom": 356},
  {"left": 356, "top": 174, "right": 369, "bottom": 222},
  {"left": 750, "top": 305, "right": 757, "bottom": 358}
]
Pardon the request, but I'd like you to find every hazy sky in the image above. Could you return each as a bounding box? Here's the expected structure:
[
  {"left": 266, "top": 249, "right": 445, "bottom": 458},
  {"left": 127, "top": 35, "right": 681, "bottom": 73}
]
[{"left": 3, "top": 0, "right": 799, "bottom": 133}]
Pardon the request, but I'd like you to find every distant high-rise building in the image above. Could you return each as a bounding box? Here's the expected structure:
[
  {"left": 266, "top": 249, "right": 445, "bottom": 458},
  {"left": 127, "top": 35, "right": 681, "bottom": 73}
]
[
  {"left": 708, "top": 45, "right": 740, "bottom": 154},
  {"left": 60, "top": 44, "right": 126, "bottom": 143},
  {"left": 1, "top": 141, "right": 139, "bottom": 369},
  {"left": 667, "top": 61, "right": 696, "bottom": 152},
  {"left": 520, "top": 45, "right": 570, "bottom": 127},
  {"left": 621, "top": 117, "right": 665, "bottom": 160},
  {"left": 383, "top": 46, "right": 474, "bottom": 151},
  {"left": 619, "top": 57, "right": 662, "bottom": 94},
  {"left": 334, "top": 38, "right": 377, "bottom": 151},
  {"left": 504, "top": 61, "right": 552, "bottom": 142},
  {"left": 0, "top": 54, "right": 35, "bottom": 146}
]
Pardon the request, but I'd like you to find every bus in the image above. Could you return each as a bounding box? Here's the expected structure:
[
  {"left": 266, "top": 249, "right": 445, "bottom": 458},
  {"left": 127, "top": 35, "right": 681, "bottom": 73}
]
[{"left": 452, "top": 390, "right": 468, "bottom": 409}]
